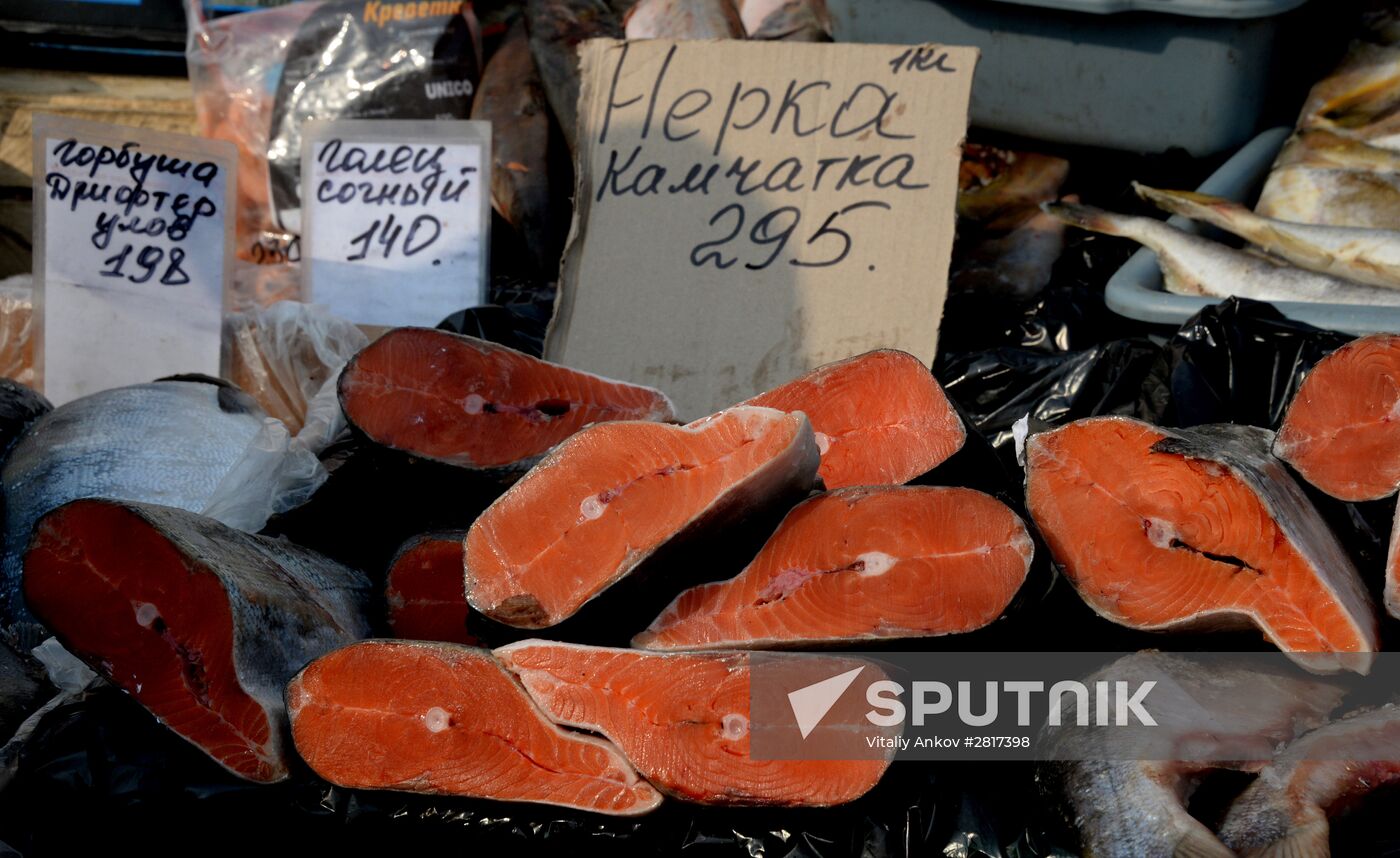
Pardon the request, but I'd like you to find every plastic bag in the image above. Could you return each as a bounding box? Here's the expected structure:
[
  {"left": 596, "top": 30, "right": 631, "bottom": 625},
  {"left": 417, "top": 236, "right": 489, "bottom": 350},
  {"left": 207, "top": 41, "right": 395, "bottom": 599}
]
[
  {"left": 185, "top": 0, "right": 482, "bottom": 262},
  {"left": 224, "top": 299, "right": 368, "bottom": 438},
  {"left": 0, "top": 275, "right": 34, "bottom": 387},
  {"left": 208, "top": 300, "right": 367, "bottom": 530}
]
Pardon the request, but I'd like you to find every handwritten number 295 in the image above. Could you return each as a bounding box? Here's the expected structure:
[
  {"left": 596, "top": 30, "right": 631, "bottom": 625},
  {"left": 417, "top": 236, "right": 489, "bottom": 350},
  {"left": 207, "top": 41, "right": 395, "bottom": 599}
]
[{"left": 689, "top": 202, "right": 890, "bottom": 271}]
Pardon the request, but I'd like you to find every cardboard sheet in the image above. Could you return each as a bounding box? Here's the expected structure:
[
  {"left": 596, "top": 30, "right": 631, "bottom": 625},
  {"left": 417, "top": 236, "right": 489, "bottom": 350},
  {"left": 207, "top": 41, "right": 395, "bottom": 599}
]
[{"left": 547, "top": 40, "right": 977, "bottom": 418}]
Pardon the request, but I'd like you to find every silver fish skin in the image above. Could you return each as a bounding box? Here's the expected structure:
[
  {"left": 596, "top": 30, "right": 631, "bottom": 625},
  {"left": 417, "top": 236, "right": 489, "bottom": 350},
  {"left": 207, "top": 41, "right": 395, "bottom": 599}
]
[
  {"left": 23, "top": 498, "right": 372, "bottom": 783},
  {"left": 624, "top": 0, "right": 745, "bottom": 39},
  {"left": 1044, "top": 201, "right": 1400, "bottom": 307},
  {"left": 1040, "top": 651, "right": 1345, "bottom": 858},
  {"left": 1, "top": 380, "right": 268, "bottom": 641},
  {"left": 1135, "top": 183, "right": 1400, "bottom": 290},
  {"left": 1219, "top": 705, "right": 1400, "bottom": 858}
]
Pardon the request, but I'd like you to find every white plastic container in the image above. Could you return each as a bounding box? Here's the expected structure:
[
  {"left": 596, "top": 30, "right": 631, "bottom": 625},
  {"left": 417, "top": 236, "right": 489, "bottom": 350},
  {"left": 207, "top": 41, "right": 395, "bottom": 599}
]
[
  {"left": 1106, "top": 127, "right": 1400, "bottom": 335},
  {"left": 828, "top": 0, "right": 1322, "bottom": 156}
]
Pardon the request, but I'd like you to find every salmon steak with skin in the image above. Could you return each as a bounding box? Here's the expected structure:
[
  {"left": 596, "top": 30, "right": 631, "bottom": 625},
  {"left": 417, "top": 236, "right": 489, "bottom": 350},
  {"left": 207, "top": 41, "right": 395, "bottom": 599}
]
[
  {"left": 385, "top": 531, "right": 476, "bottom": 645},
  {"left": 1273, "top": 334, "right": 1400, "bottom": 502},
  {"left": 741, "top": 350, "right": 965, "bottom": 489},
  {"left": 287, "top": 640, "right": 662, "bottom": 815},
  {"left": 1025, "top": 417, "right": 1378, "bottom": 673},
  {"left": 465, "top": 405, "right": 821, "bottom": 628},
  {"left": 23, "top": 499, "right": 372, "bottom": 783},
  {"left": 1271, "top": 335, "right": 1400, "bottom": 617},
  {"left": 338, "top": 328, "right": 675, "bottom": 471},
  {"left": 495, "top": 641, "right": 891, "bottom": 806},
  {"left": 634, "top": 486, "right": 1032, "bottom": 650}
]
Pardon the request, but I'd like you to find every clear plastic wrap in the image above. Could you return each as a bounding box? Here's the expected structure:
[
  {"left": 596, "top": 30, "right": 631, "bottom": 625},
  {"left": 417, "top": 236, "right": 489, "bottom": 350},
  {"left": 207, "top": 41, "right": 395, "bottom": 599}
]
[
  {"left": 0, "top": 275, "right": 34, "bottom": 387},
  {"left": 185, "top": 0, "right": 482, "bottom": 262},
  {"left": 224, "top": 299, "right": 367, "bottom": 438}
]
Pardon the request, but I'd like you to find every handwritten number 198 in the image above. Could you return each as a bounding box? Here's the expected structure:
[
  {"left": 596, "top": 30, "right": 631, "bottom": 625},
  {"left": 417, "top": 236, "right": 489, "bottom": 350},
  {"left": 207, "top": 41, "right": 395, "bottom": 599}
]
[
  {"left": 689, "top": 202, "right": 890, "bottom": 271},
  {"left": 100, "top": 244, "right": 190, "bottom": 286}
]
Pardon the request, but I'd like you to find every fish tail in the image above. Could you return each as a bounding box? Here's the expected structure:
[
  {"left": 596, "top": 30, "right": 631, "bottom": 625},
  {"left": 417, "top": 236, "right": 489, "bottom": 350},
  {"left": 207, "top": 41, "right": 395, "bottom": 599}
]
[
  {"left": 1171, "top": 826, "right": 1237, "bottom": 858},
  {"left": 1241, "top": 820, "right": 1331, "bottom": 858}
]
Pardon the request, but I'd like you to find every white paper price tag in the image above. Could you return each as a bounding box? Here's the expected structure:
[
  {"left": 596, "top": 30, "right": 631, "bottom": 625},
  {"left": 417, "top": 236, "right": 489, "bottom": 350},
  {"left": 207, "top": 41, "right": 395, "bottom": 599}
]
[
  {"left": 32, "top": 115, "right": 235, "bottom": 405},
  {"left": 301, "top": 120, "right": 490, "bottom": 327}
]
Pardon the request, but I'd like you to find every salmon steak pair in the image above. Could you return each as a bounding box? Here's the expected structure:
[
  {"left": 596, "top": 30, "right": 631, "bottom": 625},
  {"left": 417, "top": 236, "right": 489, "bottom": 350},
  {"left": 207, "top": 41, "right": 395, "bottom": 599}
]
[
  {"left": 287, "top": 640, "right": 894, "bottom": 812},
  {"left": 340, "top": 329, "right": 966, "bottom": 488}
]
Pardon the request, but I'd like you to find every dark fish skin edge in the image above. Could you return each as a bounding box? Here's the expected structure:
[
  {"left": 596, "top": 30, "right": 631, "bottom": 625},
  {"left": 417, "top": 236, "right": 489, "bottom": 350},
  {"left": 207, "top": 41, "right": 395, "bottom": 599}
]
[{"left": 524, "top": 0, "right": 622, "bottom": 155}]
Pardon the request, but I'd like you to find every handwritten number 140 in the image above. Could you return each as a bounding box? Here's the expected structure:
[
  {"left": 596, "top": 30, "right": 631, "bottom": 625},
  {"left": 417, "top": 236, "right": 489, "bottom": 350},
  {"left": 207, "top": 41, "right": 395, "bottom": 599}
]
[
  {"left": 347, "top": 213, "right": 442, "bottom": 262},
  {"left": 690, "top": 201, "right": 892, "bottom": 271}
]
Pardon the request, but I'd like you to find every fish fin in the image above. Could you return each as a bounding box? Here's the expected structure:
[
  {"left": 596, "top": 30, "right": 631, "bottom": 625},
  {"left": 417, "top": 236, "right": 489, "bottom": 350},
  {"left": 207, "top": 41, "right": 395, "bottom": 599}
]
[
  {"left": 1172, "top": 827, "right": 1235, "bottom": 858},
  {"left": 1244, "top": 819, "right": 1331, "bottom": 858},
  {"left": 1133, "top": 183, "right": 1245, "bottom": 224}
]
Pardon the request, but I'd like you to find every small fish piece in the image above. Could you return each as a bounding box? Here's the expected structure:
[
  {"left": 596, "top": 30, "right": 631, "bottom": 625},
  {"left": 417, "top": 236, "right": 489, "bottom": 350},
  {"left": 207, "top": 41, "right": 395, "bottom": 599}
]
[
  {"left": 735, "top": 0, "right": 831, "bottom": 41},
  {"left": 464, "top": 405, "right": 820, "bottom": 628},
  {"left": 624, "top": 0, "right": 745, "bottom": 39},
  {"left": 959, "top": 144, "right": 1070, "bottom": 231},
  {"left": 1135, "top": 183, "right": 1400, "bottom": 290},
  {"left": 337, "top": 327, "right": 676, "bottom": 473},
  {"left": 1044, "top": 200, "right": 1400, "bottom": 307},
  {"left": 471, "top": 19, "right": 561, "bottom": 273},
  {"left": 1, "top": 379, "right": 270, "bottom": 640},
  {"left": 525, "top": 0, "right": 623, "bottom": 155},
  {"left": 952, "top": 200, "right": 1071, "bottom": 301},
  {"left": 23, "top": 499, "right": 372, "bottom": 782},
  {"left": 1273, "top": 334, "right": 1400, "bottom": 503},
  {"left": 634, "top": 486, "right": 1032, "bottom": 650},
  {"left": 1041, "top": 651, "right": 1345, "bottom": 858},
  {"left": 1025, "top": 418, "right": 1378, "bottom": 673},
  {"left": 1219, "top": 705, "right": 1400, "bottom": 858},
  {"left": 740, "top": 349, "right": 965, "bottom": 489},
  {"left": 385, "top": 531, "right": 476, "bottom": 645},
  {"left": 287, "top": 640, "right": 662, "bottom": 814},
  {"left": 495, "top": 641, "right": 892, "bottom": 805}
]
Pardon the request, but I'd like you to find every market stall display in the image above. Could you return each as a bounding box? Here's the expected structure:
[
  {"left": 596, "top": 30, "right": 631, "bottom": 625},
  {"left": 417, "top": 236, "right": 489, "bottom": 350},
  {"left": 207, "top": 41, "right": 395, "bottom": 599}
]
[{"left": 9, "top": 2, "right": 1400, "bottom": 857}]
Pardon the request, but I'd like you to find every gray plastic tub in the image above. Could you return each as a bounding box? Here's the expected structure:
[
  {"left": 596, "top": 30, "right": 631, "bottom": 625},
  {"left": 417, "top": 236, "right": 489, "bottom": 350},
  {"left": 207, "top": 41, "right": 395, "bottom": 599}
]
[
  {"left": 1105, "top": 126, "right": 1400, "bottom": 335},
  {"left": 828, "top": 0, "right": 1322, "bottom": 156}
]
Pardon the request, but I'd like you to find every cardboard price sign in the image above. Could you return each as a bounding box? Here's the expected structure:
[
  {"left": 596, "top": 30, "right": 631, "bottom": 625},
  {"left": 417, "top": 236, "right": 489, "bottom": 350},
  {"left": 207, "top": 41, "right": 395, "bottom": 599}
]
[
  {"left": 301, "top": 119, "right": 491, "bottom": 328},
  {"left": 32, "top": 115, "right": 235, "bottom": 405},
  {"left": 547, "top": 40, "right": 978, "bottom": 419}
]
